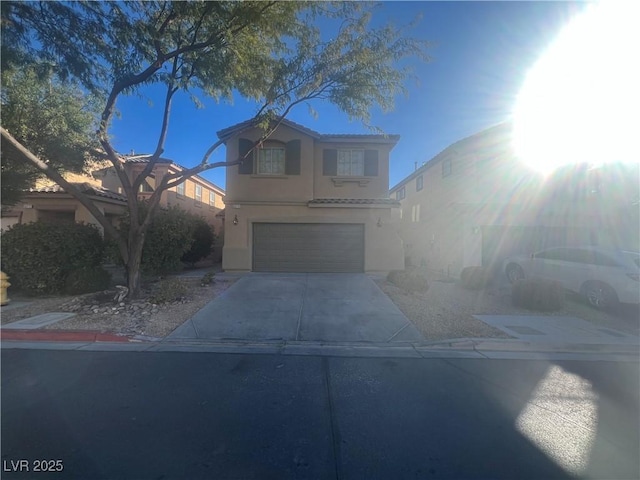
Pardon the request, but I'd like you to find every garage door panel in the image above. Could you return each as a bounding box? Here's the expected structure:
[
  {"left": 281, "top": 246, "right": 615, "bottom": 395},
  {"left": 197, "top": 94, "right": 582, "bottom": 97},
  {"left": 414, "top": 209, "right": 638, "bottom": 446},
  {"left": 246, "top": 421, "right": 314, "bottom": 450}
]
[{"left": 253, "top": 223, "right": 364, "bottom": 273}]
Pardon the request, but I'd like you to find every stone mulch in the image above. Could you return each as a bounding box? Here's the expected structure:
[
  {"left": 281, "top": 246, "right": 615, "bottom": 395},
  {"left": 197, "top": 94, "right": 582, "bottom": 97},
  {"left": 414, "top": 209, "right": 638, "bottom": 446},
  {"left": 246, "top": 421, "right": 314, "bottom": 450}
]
[
  {"left": 377, "top": 276, "right": 640, "bottom": 341},
  {"left": 1, "top": 277, "right": 235, "bottom": 339}
]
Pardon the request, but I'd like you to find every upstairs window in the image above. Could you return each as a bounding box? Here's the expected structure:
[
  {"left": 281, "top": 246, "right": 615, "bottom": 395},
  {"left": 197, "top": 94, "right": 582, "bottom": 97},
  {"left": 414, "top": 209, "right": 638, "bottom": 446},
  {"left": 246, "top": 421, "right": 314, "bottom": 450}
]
[
  {"left": 139, "top": 180, "right": 154, "bottom": 193},
  {"left": 442, "top": 158, "right": 452, "bottom": 178},
  {"left": 239, "top": 138, "right": 300, "bottom": 175},
  {"left": 396, "top": 186, "right": 406, "bottom": 200},
  {"left": 195, "top": 184, "right": 202, "bottom": 203},
  {"left": 257, "top": 146, "right": 285, "bottom": 175},
  {"left": 176, "top": 181, "right": 185, "bottom": 196},
  {"left": 209, "top": 191, "right": 216, "bottom": 206},
  {"left": 416, "top": 175, "right": 423, "bottom": 191},
  {"left": 337, "top": 149, "right": 365, "bottom": 176},
  {"left": 411, "top": 204, "right": 421, "bottom": 222}
]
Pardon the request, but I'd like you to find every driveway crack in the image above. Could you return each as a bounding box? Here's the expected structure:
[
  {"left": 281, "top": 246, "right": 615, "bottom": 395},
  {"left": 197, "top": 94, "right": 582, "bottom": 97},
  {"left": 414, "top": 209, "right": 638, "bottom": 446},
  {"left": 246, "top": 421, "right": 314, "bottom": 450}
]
[
  {"left": 322, "top": 357, "right": 343, "bottom": 480},
  {"left": 295, "top": 274, "right": 308, "bottom": 341}
]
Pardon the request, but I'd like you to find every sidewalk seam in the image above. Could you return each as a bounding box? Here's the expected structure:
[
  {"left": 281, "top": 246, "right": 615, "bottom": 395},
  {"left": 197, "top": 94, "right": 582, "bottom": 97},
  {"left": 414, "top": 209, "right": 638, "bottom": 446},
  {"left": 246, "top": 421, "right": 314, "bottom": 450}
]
[{"left": 386, "top": 322, "right": 411, "bottom": 342}]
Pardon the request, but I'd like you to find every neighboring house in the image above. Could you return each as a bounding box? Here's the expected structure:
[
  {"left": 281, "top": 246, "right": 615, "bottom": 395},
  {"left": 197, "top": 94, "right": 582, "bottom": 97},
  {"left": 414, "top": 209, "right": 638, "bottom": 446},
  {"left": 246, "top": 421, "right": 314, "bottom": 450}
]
[
  {"left": 95, "top": 155, "right": 226, "bottom": 259},
  {"left": 390, "top": 122, "right": 639, "bottom": 277},
  {"left": 1, "top": 182, "right": 128, "bottom": 233},
  {"left": 217, "top": 118, "right": 404, "bottom": 273},
  {"left": 2, "top": 155, "right": 227, "bottom": 260},
  {"left": 390, "top": 122, "right": 541, "bottom": 277}
]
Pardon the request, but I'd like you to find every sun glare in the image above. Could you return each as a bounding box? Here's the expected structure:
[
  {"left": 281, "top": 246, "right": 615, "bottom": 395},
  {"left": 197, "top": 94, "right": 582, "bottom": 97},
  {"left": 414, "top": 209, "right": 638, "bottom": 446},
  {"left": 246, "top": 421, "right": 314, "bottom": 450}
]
[{"left": 513, "top": 1, "right": 640, "bottom": 175}]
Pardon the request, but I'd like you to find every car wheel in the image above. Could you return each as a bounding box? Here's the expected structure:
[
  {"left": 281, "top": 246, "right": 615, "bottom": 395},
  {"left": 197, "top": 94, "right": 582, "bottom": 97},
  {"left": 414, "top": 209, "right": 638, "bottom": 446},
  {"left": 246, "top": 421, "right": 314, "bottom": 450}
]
[
  {"left": 581, "top": 281, "right": 619, "bottom": 310},
  {"left": 506, "top": 263, "right": 525, "bottom": 284}
]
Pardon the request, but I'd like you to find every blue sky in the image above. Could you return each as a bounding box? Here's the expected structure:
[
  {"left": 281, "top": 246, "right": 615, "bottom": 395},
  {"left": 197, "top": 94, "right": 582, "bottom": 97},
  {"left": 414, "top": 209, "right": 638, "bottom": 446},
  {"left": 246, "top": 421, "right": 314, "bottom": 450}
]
[{"left": 109, "top": 1, "right": 589, "bottom": 191}]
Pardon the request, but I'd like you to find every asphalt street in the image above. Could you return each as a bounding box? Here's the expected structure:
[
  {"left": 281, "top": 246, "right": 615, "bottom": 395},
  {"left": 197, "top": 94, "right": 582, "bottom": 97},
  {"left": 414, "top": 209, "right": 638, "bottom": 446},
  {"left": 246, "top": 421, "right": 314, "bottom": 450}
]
[{"left": 1, "top": 350, "right": 638, "bottom": 479}]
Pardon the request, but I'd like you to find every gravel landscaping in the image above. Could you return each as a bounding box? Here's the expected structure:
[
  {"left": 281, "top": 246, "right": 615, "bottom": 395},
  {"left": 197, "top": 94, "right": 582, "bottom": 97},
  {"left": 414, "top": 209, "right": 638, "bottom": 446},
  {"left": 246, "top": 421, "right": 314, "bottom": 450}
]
[
  {"left": 3, "top": 271, "right": 637, "bottom": 343},
  {"left": 377, "top": 276, "right": 640, "bottom": 341},
  {"left": 1, "top": 277, "right": 235, "bottom": 339}
]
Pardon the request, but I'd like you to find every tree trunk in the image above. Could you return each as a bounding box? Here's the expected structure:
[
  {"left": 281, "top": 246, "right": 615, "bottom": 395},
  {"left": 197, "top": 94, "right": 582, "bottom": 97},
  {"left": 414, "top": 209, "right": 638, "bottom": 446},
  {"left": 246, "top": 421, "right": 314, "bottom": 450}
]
[
  {"left": 126, "top": 229, "right": 146, "bottom": 299},
  {"left": 126, "top": 257, "right": 142, "bottom": 299}
]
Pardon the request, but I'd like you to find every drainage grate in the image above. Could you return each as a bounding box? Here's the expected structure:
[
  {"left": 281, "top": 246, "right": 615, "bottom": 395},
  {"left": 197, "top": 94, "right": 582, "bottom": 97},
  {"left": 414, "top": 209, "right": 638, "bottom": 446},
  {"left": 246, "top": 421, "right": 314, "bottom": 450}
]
[{"left": 505, "top": 325, "right": 545, "bottom": 335}]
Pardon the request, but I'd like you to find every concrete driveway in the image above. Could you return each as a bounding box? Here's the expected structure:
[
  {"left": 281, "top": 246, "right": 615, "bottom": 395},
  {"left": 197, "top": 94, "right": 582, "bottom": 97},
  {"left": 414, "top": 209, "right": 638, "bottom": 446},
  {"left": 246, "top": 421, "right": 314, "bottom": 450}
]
[{"left": 167, "top": 273, "right": 424, "bottom": 343}]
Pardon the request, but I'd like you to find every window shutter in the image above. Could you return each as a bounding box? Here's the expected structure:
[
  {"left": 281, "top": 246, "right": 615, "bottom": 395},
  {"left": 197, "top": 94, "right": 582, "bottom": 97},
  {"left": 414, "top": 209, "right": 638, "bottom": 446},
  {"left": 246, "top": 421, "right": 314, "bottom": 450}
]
[
  {"left": 285, "top": 140, "right": 301, "bottom": 175},
  {"left": 364, "top": 150, "right": 379, "bottom": 176},
  {"left": 323, "top": 149, "right": 337, "bottom": 176},
  {"left": 238, "top": 138, "right": 254, "bottom": 174}
]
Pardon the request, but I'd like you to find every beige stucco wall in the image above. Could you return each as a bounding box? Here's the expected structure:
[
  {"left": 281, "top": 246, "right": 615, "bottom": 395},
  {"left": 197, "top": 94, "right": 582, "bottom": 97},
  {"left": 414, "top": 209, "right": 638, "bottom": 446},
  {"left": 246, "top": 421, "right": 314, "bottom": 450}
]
[
  {"left": 225, "top": 124, "right": 315, "bottom": 203},
  {"left": 165, "top": 178, "right": 225, "bottom": 239},
  {"left": 225, "top": 125, "right": 395, "bottom": 204},
  {"left": 5, "top": 195, "right": 126, "bottom": 236},
  {"left": 222, "top": 121, "right": 402, "bottom": 272},
  {"left": 98, "top": 164, "right": 226, "bottom": 244},
  {"left": 392, "top": 143, "right": 541, "bottom": 276},
  {"left": 0, "top": 215, "right": 20, "bottom": 231},
  {"left": 222, "top": 204, "right": 403, "bottom": 273},
  {"left": 313, "top": 141, "right": 392, "bottom": 200}
]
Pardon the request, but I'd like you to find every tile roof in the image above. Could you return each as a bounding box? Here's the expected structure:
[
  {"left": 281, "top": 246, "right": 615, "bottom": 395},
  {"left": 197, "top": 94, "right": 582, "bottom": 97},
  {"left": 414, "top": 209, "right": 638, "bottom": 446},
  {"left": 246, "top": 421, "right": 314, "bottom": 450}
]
[
  {"left": 29, "top": 183, "right": 127, "bottom": 202},
  {"left": 320, "top": 134, "right": 400, "bottom": 143},
  {"left": 120, "top": 154, "right": 225, "bottom": 194},
  {"left": 124, "top": 155, "right": 174, "bottom": 164},
  {"left": 216, "top": 118, "right": 399, "bottom": 144},
  {"left": 308, "top": 198, "right": 400, "bottom": 206},
  {"left": 217, "top": 118, "right": 322, "bottom": 141}
]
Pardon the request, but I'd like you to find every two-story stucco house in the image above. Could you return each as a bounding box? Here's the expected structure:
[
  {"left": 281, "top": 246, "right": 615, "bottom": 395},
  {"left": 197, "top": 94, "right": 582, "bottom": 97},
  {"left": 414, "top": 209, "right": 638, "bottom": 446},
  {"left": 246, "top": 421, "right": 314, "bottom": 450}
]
[
  {"left": 96, "top": 155, "right": 226, "bottom": 240},
  {"left": 390, "top": 122, "right": 640, "bottom": 278},
  {"left": 389, "top": 122, "right": 543, "bottom": 277},
  {"left": 2, "top": 155, "right": 227, "bottom": 260},
  {"left": 217, "top": 119, "right": 404, "bottom": 273}
]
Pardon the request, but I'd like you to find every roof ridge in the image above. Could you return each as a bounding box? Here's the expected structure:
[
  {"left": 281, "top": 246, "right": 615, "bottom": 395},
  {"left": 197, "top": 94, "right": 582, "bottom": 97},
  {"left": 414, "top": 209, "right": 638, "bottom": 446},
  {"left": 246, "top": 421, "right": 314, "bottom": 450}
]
[
  {"left": 389, "top": 121, "right": 513, "bottom": 192},
  {"left": 217, "top": 117, "right": 399, "bottom": 143}
]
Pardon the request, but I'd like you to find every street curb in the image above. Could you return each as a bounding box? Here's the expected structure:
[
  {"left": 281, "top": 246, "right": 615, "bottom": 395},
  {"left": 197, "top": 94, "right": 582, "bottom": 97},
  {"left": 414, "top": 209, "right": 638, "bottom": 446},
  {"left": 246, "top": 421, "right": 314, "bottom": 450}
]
[
  {"left": 0, "top": 329, "right": 132, "bottom": 343},
  {"left": 1, "top": 329, "right": 638, "bottom": 359}
]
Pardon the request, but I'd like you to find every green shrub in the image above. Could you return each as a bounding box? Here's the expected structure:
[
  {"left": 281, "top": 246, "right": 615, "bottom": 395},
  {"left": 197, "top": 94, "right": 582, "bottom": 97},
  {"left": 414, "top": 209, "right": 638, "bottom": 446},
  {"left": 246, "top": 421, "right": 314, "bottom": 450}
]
[
  {"left": 387, "top": 270, "right": 429, "bottom": 293},
  {"left": 64, "top": 267, "right": 111, "bottom": 294},
  {"left": 512, "top": 277, "right": 565, "bottom": 311},
  {"left": 200, "top": 271, "right": 215, "bottom": 286},
  {"left": 1, "top": 222, "right": 105, "bottom": 295},
  {"left": 150, "top": 277, "right": 188, "bottom": 304},
  {"left": 460, "top": 266, "right": 491, "bottom": 290},
  {"left": 116, "top": 204, "right": 198, "bottom": 275},
  {"left": 181, "top": 219, "right": 215, "bottom": 266}
]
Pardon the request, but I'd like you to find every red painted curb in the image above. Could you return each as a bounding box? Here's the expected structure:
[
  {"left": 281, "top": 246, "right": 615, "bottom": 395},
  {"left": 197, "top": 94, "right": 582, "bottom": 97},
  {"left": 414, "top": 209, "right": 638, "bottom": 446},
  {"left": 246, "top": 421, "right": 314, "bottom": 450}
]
[{"left": 1, "top": 329, "right": 131, "bottom": 343}]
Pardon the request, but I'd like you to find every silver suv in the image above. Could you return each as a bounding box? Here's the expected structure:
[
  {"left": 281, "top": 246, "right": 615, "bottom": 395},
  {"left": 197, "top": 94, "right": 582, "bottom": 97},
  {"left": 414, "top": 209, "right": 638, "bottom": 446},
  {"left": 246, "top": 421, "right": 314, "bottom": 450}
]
[{"left": 504, "top": 246, "right": 640, "bottom": 309}]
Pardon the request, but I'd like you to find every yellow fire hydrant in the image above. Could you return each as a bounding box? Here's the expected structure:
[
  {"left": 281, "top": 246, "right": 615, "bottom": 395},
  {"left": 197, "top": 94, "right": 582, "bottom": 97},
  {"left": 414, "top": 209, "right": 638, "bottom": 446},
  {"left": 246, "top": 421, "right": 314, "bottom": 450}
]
[{"left": 1, "top": 271, "right": 10, "bottom": 306}]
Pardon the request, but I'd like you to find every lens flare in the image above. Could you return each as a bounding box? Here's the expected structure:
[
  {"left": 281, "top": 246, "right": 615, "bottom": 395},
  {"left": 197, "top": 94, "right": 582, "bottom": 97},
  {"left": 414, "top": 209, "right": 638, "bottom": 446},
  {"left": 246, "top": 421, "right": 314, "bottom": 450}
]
[{"left": 513, "top": 1, "right": 640, "bottom": 174}]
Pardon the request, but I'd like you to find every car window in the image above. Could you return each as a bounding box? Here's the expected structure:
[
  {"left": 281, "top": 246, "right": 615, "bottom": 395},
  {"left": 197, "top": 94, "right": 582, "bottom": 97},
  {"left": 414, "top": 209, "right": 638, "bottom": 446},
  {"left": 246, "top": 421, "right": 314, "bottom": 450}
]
[
  {"left": 592, "top": 251, "right": 621, "bottom": 267},
  {"left": 534, "top": 248, "right": 565, "bottom": 260},
  {"left": 562, "top": 248, "right": 595, "bottom": 264}
]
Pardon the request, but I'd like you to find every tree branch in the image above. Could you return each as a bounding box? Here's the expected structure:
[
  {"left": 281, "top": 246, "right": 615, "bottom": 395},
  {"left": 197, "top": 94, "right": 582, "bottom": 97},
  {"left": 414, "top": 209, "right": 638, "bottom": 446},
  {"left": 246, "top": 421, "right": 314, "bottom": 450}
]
[
  {"left": 133, "top": 57, "right": 180, "bottom": 192},
  {"left": 1, "top": 126, "right": 127, "bottom": 260},
  {"left": 162, "top": 159, "right": 244, "bottom": 191}
]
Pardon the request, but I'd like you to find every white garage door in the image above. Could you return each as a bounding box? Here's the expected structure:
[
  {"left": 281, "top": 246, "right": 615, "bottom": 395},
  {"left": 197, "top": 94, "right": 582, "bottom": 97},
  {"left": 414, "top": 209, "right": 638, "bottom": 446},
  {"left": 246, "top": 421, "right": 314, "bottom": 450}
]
[{"left": 253, "top": 223, "right": 365, "bottom": 273}]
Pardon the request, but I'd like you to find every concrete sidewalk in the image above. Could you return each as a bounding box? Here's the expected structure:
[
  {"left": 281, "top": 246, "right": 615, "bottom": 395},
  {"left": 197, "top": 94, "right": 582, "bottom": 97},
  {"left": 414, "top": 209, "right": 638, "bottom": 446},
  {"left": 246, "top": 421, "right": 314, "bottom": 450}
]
[{"left": 2, "top": 273, "right": 638, "bottom": 360}]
